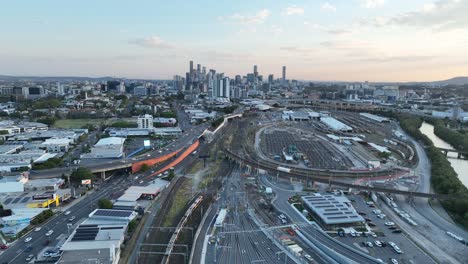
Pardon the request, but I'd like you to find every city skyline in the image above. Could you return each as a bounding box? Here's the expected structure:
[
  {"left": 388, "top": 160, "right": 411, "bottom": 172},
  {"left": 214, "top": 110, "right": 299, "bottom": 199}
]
[{"left": 1, "top": 0, "right": 467, "bottom": 82}]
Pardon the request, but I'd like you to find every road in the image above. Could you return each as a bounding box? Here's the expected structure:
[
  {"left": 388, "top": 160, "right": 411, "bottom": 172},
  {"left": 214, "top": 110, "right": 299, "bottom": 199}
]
[
  {"left": 0, "top": 175, "right": 128, "bottom": 264},
  {"left": 387, "top": 128, "right": 468, "bottom": 263},
  {"left": 28, "top": 123, "right": 208, "bottom": 179}
]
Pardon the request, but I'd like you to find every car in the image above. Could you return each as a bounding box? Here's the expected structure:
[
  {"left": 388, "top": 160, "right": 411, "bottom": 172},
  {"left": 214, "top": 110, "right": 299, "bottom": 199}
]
[
  {"left": 390, "top": 258, "right": 399, "bottom": 264},
  {"left": 394, "top": 247, "right": 403, "bottom": 254},
  {"left": 366, "top": 242, "right": 374, "bottom": 247},
  {"left": 358, "top": 211, "right": 366, "bottom": 216},
  {"left": 26, "top": 254, "right": 34, "bottom": 261},
  {"left": 392, "top": 229, "right": 402, "bottom": 234},
  {"left": 388, "top": 241, "right": 396, "bottom": 247},
  {"left": 368, "top": 222, "right": 376, "bottom": 227},
  {"left": 372, "top": 209, "right": 381, "bottom": 214},
  {"left": 64, "top": 211, "right": 71, "bottom": 216},
  {"left": 369, "top": 232, "right": 377, "bottom": 237},
  {"left": 350, "top": 232, "right": 356, "bottom": 237},
  {"left": 34, "top": 227, "right": 42, "bottom": 232},
  {"left": 384, "top": 222, "right": 395, "bottom": 226},
  {"left": 365, "top": 217, "right": 372, "bottom": 222},
  {"left": 389, "top": 226, "right": 397, "bottom": 230},
  {"left": 69, "top": 216, "right": 76, "bottom": 222},
  {"left": 377, "top": 214, "right": 386, "bottom": 219},
  {"left": 139, "top": 180, "right": 144, "bottom": 184},
  {"left": 374, "top": 241, "right": 382, "bottom": 247},
  {"left": 46, "top": 230, "right": 54, "bottom": 236},
  {"left": 25, "top": 245, "right": 33, "bottom": 252},
  {"left": 304, "top": 254, "right": 314, "bottom": 262},
  {"left": 50, "top": 251, "right": 62, "bottom": 258},
  {"left": 380, "top": 241, "right": 387, "bottom": 247},
  {"left": 24, "top": 237, "right": 32, "bottom": 243},
  {"left": 43, "top": 251, "right": 52, "bottom": 257},
  {"left": 366, "top": 201, "right": 374, "bottom": 205},
  {"left": 0, "top": 244, "right": 8, "bottom": 249}
]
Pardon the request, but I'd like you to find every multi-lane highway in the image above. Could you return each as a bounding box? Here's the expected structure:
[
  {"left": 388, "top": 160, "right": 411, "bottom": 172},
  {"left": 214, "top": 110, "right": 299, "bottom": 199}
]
[{"left": 0, "top": 175, "right": 128, "bottom": 264}]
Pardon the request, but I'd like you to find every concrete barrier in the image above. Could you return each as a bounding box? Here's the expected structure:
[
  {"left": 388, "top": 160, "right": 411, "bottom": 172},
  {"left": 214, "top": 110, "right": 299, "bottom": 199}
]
[{"left": 131, "top": 149, "right": 181, "bottom": 173}]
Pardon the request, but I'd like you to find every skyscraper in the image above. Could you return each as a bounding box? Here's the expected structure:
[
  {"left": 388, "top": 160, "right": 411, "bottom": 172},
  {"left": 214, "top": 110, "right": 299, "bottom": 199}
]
[
  {"left": 197, "top": 64, "right": 201, "bottom": 73},
  {"left": 268, "top": 74, "right": 274, "bottom": 84},
  {"left": 254, "top": 65, "right": 258, "bottom": 77},
  {"left": 282, "top": 66, "right": 286, "bottom": 81},
  {"left": 189, "top": 61, "right": 194, "bottom": 73}
]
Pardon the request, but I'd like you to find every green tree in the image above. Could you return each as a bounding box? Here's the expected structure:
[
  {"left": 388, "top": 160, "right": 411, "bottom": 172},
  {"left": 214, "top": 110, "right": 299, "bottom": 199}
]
[
  {"left": 139, "top": 163, "right": 150, "bottom": 173},
  {"left": 71, "top": 167, "right": 95, "bottom": 182},
  {"left": 167, "top": 170, "right": 175, "bottom": 181},
  {"left": 98, "top": 198, "right": 113, "bottom": 209}
]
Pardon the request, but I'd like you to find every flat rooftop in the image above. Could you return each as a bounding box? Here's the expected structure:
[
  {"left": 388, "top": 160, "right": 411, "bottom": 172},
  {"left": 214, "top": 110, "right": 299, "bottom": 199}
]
[{"left": 302, "top": 194, "right": 364, "bottom": 225}]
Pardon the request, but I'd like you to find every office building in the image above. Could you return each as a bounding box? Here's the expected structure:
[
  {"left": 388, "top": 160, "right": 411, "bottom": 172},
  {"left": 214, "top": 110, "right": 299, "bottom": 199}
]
[
  {"left": 282, "top": 66, "right": 286, "bottom": 81},
  {"left": 137, "top": 114, "right": 154, "bottom": 129},
  {"left": 268, "top": 74, "right": 274, "bottom": 84},
  {"left": 254, "top": 65, "right": 258, "bottom": 77}
]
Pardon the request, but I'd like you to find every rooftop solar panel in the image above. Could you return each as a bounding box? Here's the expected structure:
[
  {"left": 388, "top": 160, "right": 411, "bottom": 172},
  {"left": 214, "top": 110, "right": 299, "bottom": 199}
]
[{"left": 93, "top": 210, "right": 133, "bottom": 218}]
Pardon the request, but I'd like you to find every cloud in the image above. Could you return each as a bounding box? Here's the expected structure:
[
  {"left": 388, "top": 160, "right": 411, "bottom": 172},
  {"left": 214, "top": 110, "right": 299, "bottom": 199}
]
[
  {"left": 389, "top": 0, "right": 468, "bottom": 30},
  {"left": 360, "top": 55, "right": 436, "bottom": 63},
  {"left": 270, "top": 25, "right": 283, "bottom": 35},
  {"left": 129, "top": 36, "right": 174, "bottom": 49},
  {"left": 229, "top": 9, "right": 270, "bottom": 25},
  {"left": 361, "top": 0, "right": 385, "bottom": 9},
  {"left": 280, "top": 46, "right": 315, "bottom": 53},
  {"left": 359, "top": 0, "right": 468, "bottom": 31},
  {"left": 283, "top": 5, "right": 304, "bottom": 16},
  {"left": 321, "top": 2, "right": 337, "bottom": 12}
]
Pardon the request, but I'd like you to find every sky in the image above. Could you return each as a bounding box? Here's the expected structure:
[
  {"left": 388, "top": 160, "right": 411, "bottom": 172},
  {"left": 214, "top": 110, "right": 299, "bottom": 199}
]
[{"left": 0, "top": 0, "right": 467, "bottom": 82}]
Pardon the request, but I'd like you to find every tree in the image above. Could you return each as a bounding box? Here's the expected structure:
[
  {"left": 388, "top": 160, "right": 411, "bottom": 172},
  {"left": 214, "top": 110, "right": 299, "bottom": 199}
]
[
  {"left": 167, "top": 170, "right": 175, "bottom": 181},
  {"left": 127, "top": 219, "right": 138, "bottom": 233},
  {"left": 139, "top": 163, "right": 150, "bottom": 173},
  {"left": 71, "top": 167, "right": 95, "bottom": 182},
  {"left": 98, "top": 198, "right": 113, "bottom": 209}
]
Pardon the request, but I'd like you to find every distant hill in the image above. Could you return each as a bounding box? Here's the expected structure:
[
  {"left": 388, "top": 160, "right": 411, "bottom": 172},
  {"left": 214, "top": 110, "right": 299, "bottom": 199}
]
[
  {"left": 0, "top": 75, "right": 165, "bottom": 82},
  {"left": 432, "top": 76, "right": 468, "bottom": 86}
]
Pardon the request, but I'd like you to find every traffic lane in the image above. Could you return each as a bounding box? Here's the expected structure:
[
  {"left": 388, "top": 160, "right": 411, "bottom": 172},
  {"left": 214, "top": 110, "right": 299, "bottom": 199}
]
[{"left": 3, "top": 180, "right": 119, "bottom": 263}]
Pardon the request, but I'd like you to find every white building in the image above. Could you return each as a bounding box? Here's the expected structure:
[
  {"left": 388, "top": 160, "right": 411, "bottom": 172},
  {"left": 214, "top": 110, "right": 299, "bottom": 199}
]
[
  {"left": 41, "top": 138, "right": 74, "bottom": 152},
  {"left": 320, "top": 117, "right": 353, "bottom": 132},
  {"left": 86, "top": 137, "right": 125, "bottom": 159},
  {"left": 137, "top": 114, "right": 154, "bottom": 129}
]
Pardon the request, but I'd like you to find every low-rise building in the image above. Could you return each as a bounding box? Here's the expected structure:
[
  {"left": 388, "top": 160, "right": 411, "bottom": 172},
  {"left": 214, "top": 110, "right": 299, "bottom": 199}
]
[
  {"left": 301, "top": 194, "right": 364, "bottom": 230},
  {"left": 85, "top": 137, "right": 125, "bottom": 159}
]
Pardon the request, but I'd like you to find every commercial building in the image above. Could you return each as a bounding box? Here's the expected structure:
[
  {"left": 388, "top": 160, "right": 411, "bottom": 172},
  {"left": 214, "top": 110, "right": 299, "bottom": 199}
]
[
  {"left": 138, "top": 114, "right": 154, "bottom": 129},
  {"left": 301, "top": 194, "right": 364, "bottom": 230},
  {"left": 86, "top": 137, "right": 125, "bottom": 159},
  {"left": 359, "top": 113, "right": 390, "bottom": 123},
  {"left": 41, "top": 138, "right": 74, "bottom": 152},
  {"left": 320, "top": 117, "right": 353, "bottom": 132},
  {"left": 58, "top": 209, "right": 138, "bottom": 264}
]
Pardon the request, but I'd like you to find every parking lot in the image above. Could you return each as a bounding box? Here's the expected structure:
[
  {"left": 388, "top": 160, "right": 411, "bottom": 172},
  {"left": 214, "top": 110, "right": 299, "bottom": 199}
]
[{"left": 335, "top": 193, "right": 435, "bottom": 264}]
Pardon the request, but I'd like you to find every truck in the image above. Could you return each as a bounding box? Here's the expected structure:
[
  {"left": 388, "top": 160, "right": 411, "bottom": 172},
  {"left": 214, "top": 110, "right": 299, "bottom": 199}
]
[{"left": 277, "top": 166, "right": 291, "bottom": 173}]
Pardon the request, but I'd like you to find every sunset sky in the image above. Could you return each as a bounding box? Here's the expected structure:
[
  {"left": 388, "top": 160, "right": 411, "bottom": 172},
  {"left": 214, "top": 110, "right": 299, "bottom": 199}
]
[{"left": 0, "top": 0, "right": 467, "bottom": 81}]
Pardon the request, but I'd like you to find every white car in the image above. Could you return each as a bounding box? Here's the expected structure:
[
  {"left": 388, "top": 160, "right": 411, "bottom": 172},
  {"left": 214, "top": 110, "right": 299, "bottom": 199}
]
[
  {"left": 304, "top": 254, "right": 314, "bottom": 262},
  {"left": 388, "top": 241, "right": 396, "bottom": 247},
  {"left": 390, "top": 259, "right": 399, "bottom": 264},
  {"left": 24, "top": 237, "right": 32, "bottom": 243},
  {"left": 394, "top": 247, "right": 403, "bottom": 254},
  {"left": 370, "top": 232, "right": 377, "bottom": 238},
  {"left": 374, "top": 241, "right": 382, "bottom": 247},
  {"left": 64, "top": 211, "right": 71, "bottom": 216},
  {"left": 385, "top": 222, "right": 395, "bottom": 226},
  {"left": 26, "top": 254, "right": 34, "bottom": 261},
  {"left": 46, "top": 230, "right": 54, "bottom": 236},
  {"left": 34, "top": 227, "right": 42, "bottom": 232}
]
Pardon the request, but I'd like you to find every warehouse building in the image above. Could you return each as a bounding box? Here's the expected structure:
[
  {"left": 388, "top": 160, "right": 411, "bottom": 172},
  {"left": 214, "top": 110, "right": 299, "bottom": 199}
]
[
  {"left": 86, "top": 137, "right": 125, "bottom": 159},
  {"left": 359, "top": 113, "right": 390, "bottom": 123},
  {"left": 301, "top": 194, "right": 364, "bottom": 230},
  {"left": 320, "top": 117, "right": 353, "bottom": 132}
]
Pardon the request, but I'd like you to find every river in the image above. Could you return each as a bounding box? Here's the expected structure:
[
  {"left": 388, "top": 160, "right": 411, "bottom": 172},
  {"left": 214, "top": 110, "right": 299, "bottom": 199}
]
[{"left": 420, "top": 122, "right": 468, "bottom": 188}]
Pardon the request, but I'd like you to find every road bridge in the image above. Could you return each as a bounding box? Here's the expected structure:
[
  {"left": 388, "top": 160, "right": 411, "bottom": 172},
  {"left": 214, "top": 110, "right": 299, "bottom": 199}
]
[
  {"left": 436, "top": 147, "right": 468, "bottom": 159},
  {"left": 224, "top": 149, "right": 464, "bottom": 200}
]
